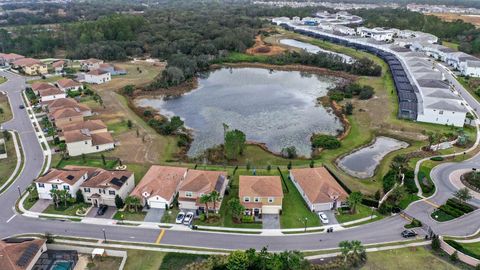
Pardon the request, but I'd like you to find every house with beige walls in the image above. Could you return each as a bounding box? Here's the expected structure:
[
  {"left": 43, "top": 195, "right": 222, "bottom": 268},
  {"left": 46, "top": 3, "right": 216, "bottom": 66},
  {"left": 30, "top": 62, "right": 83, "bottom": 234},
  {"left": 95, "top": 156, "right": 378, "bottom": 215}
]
[{"left": 239, "top": 175, "right": 284, "bottom": 216}]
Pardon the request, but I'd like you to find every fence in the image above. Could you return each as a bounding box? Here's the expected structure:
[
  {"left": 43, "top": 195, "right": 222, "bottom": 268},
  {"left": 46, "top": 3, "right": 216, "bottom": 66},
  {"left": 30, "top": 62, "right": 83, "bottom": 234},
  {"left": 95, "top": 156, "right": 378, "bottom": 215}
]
[
  {"left": 439, "top": 237, "right": 480, "bottom": 267},
  {"left": 48, "top": 244, "right": 128, "bottom": 270}
]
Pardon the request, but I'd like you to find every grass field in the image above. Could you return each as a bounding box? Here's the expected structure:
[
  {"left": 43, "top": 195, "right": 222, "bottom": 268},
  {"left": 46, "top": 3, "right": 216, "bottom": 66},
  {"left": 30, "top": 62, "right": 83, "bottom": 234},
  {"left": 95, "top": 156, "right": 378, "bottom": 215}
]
[
  {"left": 0, "top": 76, "right": 6, "bottom": 84},
  {"left": 360, "top": 246, "right": 461, "bottom": 270},
  {"left": 29, "top": 75, "right": 63, "bottom": 84},
  {"left": 336, "top": 204, "right": 379, "bottom": 224},
  {"left": 43, "top": 203, "right": 90, "bottom": 216},
  {"left": 0, "top": 92, "right": 12, "bottom": 123},
  {"left": 455, "top": 241, "right": 480, "bottom": 258},
  {"left": 0, "top": 135, "right": 18, "bottom": 188},
  {"left": 124, "top": 250, "right": 166, "bottom": 270},
  {"left": 113, "top": 210, "right": 146, "bottom": 221}
]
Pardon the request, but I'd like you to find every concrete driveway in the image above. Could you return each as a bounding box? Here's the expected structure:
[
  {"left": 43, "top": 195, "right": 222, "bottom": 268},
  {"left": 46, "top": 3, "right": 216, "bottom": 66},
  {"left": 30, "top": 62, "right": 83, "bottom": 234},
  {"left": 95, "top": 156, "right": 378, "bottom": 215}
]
[
  {"left": 29, "top": 199, "right": 51, "bottom": 213},
  {"left": 144, "top": 208, "right": 165, "bottom": 223},
  {"left": 320, "top": 210, "right": 339, "bottom": 225},
  {"left": 87, "top": 206, "right": 116, "bottom": 219},
  {"left": 262, "top": 214, "right": 280, "bottom": 229}
]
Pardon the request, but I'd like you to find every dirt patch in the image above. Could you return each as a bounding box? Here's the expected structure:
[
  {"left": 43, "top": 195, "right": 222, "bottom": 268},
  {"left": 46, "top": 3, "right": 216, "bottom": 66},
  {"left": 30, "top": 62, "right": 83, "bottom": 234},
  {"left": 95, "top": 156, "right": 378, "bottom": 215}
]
[
  {"left": 428, "top": 13, "right": 480, "bottom": 28},
  {"left": 246, "top": 35, "right": 286, "bottom": 56}
]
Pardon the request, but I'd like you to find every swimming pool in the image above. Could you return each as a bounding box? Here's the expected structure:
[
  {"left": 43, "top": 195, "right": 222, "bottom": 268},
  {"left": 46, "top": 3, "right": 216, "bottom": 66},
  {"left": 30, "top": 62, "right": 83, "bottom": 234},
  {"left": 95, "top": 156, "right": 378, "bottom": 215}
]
[{"left": 51, "top": 260, "right": 73, "bottom": 270}]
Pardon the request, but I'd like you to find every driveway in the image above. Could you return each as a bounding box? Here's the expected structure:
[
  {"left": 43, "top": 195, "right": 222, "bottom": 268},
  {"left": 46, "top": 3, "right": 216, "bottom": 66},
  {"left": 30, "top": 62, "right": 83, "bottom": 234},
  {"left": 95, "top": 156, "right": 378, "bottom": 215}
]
[
  {"left": 29, "top": 199, "right": 51, "bottom": 213},
  {"left": 320, "top": 210, "right": 339, "bottom": 225},
  {"left": 144, "top": 208, "right": 165, "bottom": 223},
  {"left": 86, "top": 206, "right": 116, "bottom": 219},
  {"left": 262, "top": 214, "right": 280, "bottom": 229}
]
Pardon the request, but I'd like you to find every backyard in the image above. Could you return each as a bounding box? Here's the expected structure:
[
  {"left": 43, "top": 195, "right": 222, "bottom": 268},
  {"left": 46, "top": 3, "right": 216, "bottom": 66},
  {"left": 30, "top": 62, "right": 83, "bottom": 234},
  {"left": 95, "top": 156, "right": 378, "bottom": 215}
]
[
  {"left": 336, "top": 203, "right": 380, "bottom": 224},
  {"left": 123, "top": 250, "right": 208, "bottom": 270}
]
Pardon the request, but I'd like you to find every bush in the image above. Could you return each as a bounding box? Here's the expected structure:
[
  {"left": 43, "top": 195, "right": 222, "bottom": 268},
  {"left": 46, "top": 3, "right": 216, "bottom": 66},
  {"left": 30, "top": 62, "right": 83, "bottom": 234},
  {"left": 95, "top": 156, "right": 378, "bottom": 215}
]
[
  {"left": 383, "top": 170, "right": 397, "bottom": 193},
  {"left": 328, "top": 91, "right": 344, "bottom": 102},
  {"left": 431, "top": 235, "right": 441, "bottom": 251},
  {"left": 358, "top": 86, "right": 374, "bottom": 100},
  {"left": 199, "top": 212, "right": 206, "bottom": 221},
  {"left": 450, "top": 251, "right": 459, "bottom": 262},
  {"left": 439, "top": 204, "right": 463, "bottom": 218},
  {"left": 430, "top": 156, "right": 444, "bottom": 161},
  {"left": 445, "top": 240, "right": 480, "bottom": 260},
  {"left": 378, "top": 202, "right": 393, "bottom": 215},
  {"left": 405, "top": 218, "right": 422, "bottom": 228},
  {"left": 115, "top": 195, "right": 124, "bottom": 209},
  {"left": 311, "top": 134, "right": 341, "bottom": 149},
  {"left": 446, "top": 198, "right": 474, "bottom": 213},
  {"left": 403, "top": 170, "right": 419, "bottom": 194},
  {"left": 241, "top": 215, "right": 254, "bottom": 223}
]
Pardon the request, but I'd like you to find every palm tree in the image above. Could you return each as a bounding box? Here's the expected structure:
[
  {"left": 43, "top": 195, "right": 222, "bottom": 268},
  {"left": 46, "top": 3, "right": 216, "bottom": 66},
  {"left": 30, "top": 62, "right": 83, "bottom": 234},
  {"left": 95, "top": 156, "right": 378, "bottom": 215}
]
[
  {"left": 131, "top": 196, "right": 141, "bottom": 212},
  {"left": 124, "top": 196, "right": 139, "bottom": 212},
  {"left": 347, "top": 192, "right": 363, "bottom": 214},
  {"left": 209, "top": 191, "right": 221, "bottom": 212},
  {"left": 339, "top": 240, "right": 352, "bottom": 263},
  {"left": 350, "top": 240, "right": 366, "bottom": 263},
  {"left": 50, "top": 189, "right": 60, "bottom": 208},
  {"left": 200, "top": 194, "right": 211, "bottom": 219},
  {"left": 391, "top": 155, "right": 407, "bottom": 181}
]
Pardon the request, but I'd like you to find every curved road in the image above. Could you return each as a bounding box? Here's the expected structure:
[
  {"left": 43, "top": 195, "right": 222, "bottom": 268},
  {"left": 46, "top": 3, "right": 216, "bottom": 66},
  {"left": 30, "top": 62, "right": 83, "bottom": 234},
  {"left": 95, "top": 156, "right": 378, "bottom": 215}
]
[{"left": 0, "top": 70, "right": 478, "bottom": 251}]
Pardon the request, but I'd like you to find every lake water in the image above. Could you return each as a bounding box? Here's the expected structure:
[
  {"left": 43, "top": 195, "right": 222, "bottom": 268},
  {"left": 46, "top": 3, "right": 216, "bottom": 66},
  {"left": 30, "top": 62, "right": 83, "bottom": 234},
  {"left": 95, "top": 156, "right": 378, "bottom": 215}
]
[
  {"left": 136, "top": 67, "right": 344, "bottom": 158},
  {"left": 337, "top": 136, "right": 409, "bottom": 179},
  {"left": 280, "top": 39, "right": 354, "bottom": 63}
]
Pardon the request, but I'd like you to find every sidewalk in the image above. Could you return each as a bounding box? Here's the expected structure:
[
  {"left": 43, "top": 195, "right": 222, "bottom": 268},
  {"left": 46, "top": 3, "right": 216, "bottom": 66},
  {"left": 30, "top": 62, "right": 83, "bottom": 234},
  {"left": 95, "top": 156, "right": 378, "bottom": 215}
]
[
  {"left": 449, "top": 169, "right": 480, "bottom": 200},
  {"left": 0, "top": 131, "right": 23, "bottom": 194}
]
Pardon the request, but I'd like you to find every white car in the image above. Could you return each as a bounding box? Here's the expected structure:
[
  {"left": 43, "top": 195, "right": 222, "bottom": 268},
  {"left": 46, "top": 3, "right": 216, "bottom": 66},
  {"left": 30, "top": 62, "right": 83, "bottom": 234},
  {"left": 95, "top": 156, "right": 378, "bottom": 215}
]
[
  {"left": 318, "top": 212, "right": 329, "bottom": 224},
  {"left": 183, "top": 212, "right": 194, "bottom": 225},
  {"left": 175, "top": 211, "right": 186, "bottom": 224}
]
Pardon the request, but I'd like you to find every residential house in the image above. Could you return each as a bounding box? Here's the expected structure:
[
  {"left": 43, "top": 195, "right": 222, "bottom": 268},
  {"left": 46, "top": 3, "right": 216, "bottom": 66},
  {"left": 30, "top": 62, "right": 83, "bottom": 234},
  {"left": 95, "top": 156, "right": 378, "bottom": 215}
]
[
  {"left": 49, "top": 107, "right": 84, "bottom": 128},
  {"left": 459, "top": 59, "right": 480, "bottom": 77},
  {"left": 56, "top": 78, "right": 82, "bottom": 92},
  {"left": 46, "top": 98, "right": 92, "bottom": 117},
  {"left": 289, "top": 167, "right": 348, "bottom": 211},
  {"left": 239, "top": 175, "right": 284, "bottom": 216},
  {"left": 84, "top": 69, "right": 111, "bottom": 84},
  {"left": 80, "top": 58, "right": 104, "bottom": 71},
  {"left": 34, "top": 168, "right": 89, "bottom": 199},
  {"left": 356, "top": 27, "right": 395, "bottom": 41},
  {"left": 64, "top": 129, "right": 115, "bottom": 156},
  {"left": 58, "top": 119, "right": 108, "bottom": 141},
  {"left": 131, "top": 166, "right": 188, "bottom": 209},
  {"left": 75, "top": 166, "right": 134, "bottom": 207},
  {"left": 99, "top": 63, "right": 127, "bottom": 75},
  {"left": 51, "top": 60, "right": 65, "bottom": 74},
  {"left": 177, "top": 169, "right": 228, "bottom": 212},
  {"left": 38, "top": 87, "right": 66, "bottom": 103},
  {"left": 31, "top": 82, "right": 55, "bottom": 95},
  {"left": 12, "top": 58, "right": 48, "bottom": 75},
  {"left": 0, "top": 53, "right": 24, "bottom": 67},
  {"left": 0, "top": 238, "right": 47, "bottom": 270}
]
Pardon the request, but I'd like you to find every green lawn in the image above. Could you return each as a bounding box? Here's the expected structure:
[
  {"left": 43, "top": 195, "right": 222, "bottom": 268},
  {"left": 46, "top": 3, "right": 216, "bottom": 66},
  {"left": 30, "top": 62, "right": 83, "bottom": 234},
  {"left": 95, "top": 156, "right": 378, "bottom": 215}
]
[
  {"left": 124, "top": 250, "right": 166, "bottom": 270},
  {"left": 455, "top": 241, "right": 480, "bottom": 259},
  {"left": 418, "top": 160, "right": 439, "bottom": 197},
  {"left": 336, "top": 204, "right": 378, "bottom": 224},
  {"left": 399, "top": 193, "right": 421, "bottom": 209},
  {"left": 0, "top": 76, "right": 6, "bottom": 84},
  {"left": 160, "top": 252, "right": 208, "bottom": 270},
  {"left": 113, "top": 210, "right": 146, "bottom": 221},
  {"left": 0, "top": 135, "right": 18, "bottom": 187},
  {"left": 0, "top": 92, "right": 12, "bottom": 123},
  {"left": 360, "top": 246, "right": 461, "bottom": 270},
  {"left": 29, "top": 75, "right": 63, "bottom": 84},
  {"left": 442, "top": 41, "right": 460, "bottom": 51},
  {"left": 107, "top": 120, "right": 131, "bottom": 135},
  {"left": 43, "top": 203, "right": 90, "bottom": 216},
  {"left": 431, "top": 209, "right": 456, "bottom": 222},
  {"left": 161, "top": 208, "right": 180, "bottom": 223},
  {"left": 23, "top": 186, "right": 39, "bottom": 210},
  {"left": 56, "top": 155, "right": 118, "bottom": 169}
]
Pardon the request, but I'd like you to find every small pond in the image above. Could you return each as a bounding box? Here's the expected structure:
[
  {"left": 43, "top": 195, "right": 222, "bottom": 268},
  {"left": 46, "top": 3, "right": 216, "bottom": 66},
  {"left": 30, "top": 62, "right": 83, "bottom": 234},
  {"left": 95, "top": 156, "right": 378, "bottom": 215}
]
[
  {"left": 136, "top": 67, "right": 344, "bottom": 157},
  {"left": 280, "top": 39, "right": 354, "bottom": 63},
  {"left": 337, "top": 136, "right": 409, "bottom": 179}
]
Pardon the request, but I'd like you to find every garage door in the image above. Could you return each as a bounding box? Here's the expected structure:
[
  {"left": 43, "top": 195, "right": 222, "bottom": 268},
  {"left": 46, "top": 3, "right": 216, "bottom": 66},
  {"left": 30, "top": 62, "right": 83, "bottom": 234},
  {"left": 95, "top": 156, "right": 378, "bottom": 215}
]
[
  {"left": 314, "top": 203, "right": 332, "bottom": 211},
  {"left": 148, "top": 200, "right": 166, "bottom": 209},
  {"left": 262, "top": 206, "right": 281, "bottom": 214}
]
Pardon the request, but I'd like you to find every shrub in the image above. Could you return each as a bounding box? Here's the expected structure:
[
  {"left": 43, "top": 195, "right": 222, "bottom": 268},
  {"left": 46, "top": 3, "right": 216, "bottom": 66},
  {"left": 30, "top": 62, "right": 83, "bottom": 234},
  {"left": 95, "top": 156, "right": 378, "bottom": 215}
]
[
  {"left": 378, "top": 202, "right": 392, "bottom": 215},
  {"left": 311, "top": 134, "right": 341, "bottom": 149},
  {"left": 328, "top": 91, "right": 344, "bottom": 102},
  {"left": 344, "top": 102, "right": 353, "bottom": 115},
  {"left": 405, "top": 218, "right": 422, "bottom": 228},
  {"left": 199, "top": 213, "right": 206, "bottom": 221},
  {"left": 446, "top": 198, "right": 474, "bottom": 213},
  {"left": 403, "top": 170, "right": 419, "bottom": 194},
  {"left": 241, "top": 215, "right": 254, "bottom": 223},
  {"left": 445, "top": 240, "right": 480, "bottom": 260},
  {"left": 115, "top": 195, "right": 124, "bottom": 209},
  {"left": 439, "top": 204, "right": 463, "bottom": 218},
  {"left": 431, "top": 235, "right": 441, "bottom": 251},
  {"left": 383, "top": 170, "right": 397, "bottom": 193},
  {"left": 358, "top": 86, "right": 374, "bottom": 99},
  {"left": 450, "top": 251, "right": 459, "bottom": 262},
  {"left": 430, "top": 156, "right": 444, "bottom": 161}
]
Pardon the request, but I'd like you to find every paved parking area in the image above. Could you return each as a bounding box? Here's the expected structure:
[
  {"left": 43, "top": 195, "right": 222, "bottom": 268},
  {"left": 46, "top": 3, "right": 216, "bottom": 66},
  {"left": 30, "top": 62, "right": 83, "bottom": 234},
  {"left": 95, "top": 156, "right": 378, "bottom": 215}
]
[
  {"left": 29, "top": 199, "right": 51, "bottom": 213},
  {"left": 262, "top": 214, "right": 280, "bottom": 229},
  {"left": 319, "top": 210, "right": 339, "bottom": 225},
  {"left": 87, "top": 206, "right": 116, "bottom": 219},
  {"left": 144, "top": 208, "right": 165, "bottom": 222}
]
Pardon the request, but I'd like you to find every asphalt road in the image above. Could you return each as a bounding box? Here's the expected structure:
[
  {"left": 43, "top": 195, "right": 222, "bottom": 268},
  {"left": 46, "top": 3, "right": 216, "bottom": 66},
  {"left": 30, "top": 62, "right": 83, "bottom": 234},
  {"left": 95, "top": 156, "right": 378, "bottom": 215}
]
[{"left": 0, "top": 69, "right": 478, "bottom": 251}]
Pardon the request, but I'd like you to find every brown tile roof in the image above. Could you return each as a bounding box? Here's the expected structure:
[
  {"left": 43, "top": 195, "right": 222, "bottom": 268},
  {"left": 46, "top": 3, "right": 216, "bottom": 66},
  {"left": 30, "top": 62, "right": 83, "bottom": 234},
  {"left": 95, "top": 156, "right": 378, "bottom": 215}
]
[
  {"left": 38, "top": 87, "right": 64, "bottom": 97},
  {"left": 0, "top": 53, "right": 25, "bottom": 61},
  {"left": 239, "top": 176, "right": 284, "bottom": 199},
  {"left": 47, "top": 98, "right": 91, "bottom": 113},
  {"left": 131, "top": 166, "right": 188, "bottom": 201},
  {"left": 80, "top": 169, "right": 133, "bottom": 190},
  {"left": 57, "top": 78, "right": 81, "bottom": 88},
  {"left": 82, "top": 58, "right": 103, "bottom": 64},
  {"left": 35, "top": 168, "right": 87, "bottom": 185},
  {"left": 179, "top": 169, "right": 227, "bottom": 194},
  {"left": 61, "top": 120, "right": 107, "bottom": 133},
  {"left": 50, "top": 107, "right": 83, "bottom": 120},
  {"left": 31, "top": 82, "right": 53, "bottom": 92},
  {"left": 51, "top": 60, "right": 65, "bottom": 68},
  {"left": 289, "top": 167, "right": 348, "bottom": 204},
  {"left": 87, "top": 69, "right": 109, "bottom": 75},
  {"left": 64, "top": 129, "right": 90, "bottom": 143},
  {"left": 99, "top": 63, "right": 112, "bottom": 69},
  {"left": 0, "top": 238, "right": 46, "bottom": 270},
  {"left": 91, "top": 132, "right": 114, "bottom": 145},
  {"left": 12, "top": 57, "right": 43, "bottom": 67}
]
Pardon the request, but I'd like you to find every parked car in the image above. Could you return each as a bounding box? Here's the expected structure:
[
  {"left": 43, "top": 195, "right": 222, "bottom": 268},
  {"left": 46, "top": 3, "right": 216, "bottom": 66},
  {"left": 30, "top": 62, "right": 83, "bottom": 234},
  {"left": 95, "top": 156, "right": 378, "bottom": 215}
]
[
  {"left": 96, "top": 204, "right": 108, "bottom": 216},
  {"left": 18, "top": 104, "right": 25, "bottom": 109},
  {"left": 401, "top": 230, "right": 417, "bottom": 238},
  {"left": 176, "top": 211, "right": 186, "bottom": 224},
  {"left": 318, "top": 212, "right": 329, "bottom": 224},
  {"left": 183, "top": 212, "right": 194, "bottom": 225}
]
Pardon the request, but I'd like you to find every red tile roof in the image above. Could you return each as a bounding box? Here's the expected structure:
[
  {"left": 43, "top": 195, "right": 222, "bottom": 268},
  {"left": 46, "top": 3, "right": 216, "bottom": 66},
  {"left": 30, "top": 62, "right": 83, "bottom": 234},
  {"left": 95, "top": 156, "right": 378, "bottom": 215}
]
[{"left": 131, "top": 166, "right": 188, "bottom": 201}]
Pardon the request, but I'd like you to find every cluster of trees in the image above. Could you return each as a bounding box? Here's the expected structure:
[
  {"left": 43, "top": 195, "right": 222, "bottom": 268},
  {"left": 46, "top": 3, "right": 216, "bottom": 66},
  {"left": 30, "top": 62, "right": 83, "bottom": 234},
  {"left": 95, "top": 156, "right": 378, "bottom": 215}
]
[
  {"left": 329, "top": 83, "right": 375, "bottom": 102},
  {"left": 281, "top": 146, "right": 298, "bottom": 159},
  {"left": 147, "top": 116, "right": 184, "bottom": 136},
  {"left": 311, "top": 134, "right": 341, "bottom": 150},
  {"left": 353, "top": 8, "right": 480, "bottom": 54},
  {"left": 199, "top": 191, "right": 222, "bottom": 220},
  {"left": 224, "top": 129, "right": 247, "bottom": 160}
]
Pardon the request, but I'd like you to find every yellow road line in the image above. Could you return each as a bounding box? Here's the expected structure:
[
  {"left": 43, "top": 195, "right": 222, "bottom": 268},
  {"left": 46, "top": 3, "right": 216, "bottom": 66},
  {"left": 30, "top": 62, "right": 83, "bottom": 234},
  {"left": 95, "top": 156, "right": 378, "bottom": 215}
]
[
  {"left": 155, "top": 229, "right": 165, "bottom": 244},
  {"left": 423, "top": 200, "right": 440, "bottom": 208}
]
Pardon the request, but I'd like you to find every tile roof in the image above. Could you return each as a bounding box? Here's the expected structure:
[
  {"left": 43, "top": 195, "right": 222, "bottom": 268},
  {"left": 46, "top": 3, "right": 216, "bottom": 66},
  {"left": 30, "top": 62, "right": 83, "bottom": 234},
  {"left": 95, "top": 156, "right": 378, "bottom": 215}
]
[
  {"left": 290, "top": 167, "right": 348, "bottom": 204},
  {"left": 179, "top": 169, "right": 227, "bottom": 194},
  {"left": 38, "top": 87, "right": 64, "bottom": 97},
  {"left": 82, "top": 58, "right": 103, "bottom": 64},
  {"left": 61, "top": 120, "right": 107, "bottom": 133},
  {"left": 63, "top": 129, "right": 90, "bottom": 143},
  {"left": 131, "top": 166, "right": 188, "bottom": 201},
  {"left": 91, "top": 132, "right": 114, "bottom": 145},
  {"left": 0, "top": 53, "right": 25, "bottom": 61},
  {"left": 35, "top": 168, "right": 87, "bottom": 185},
  {"left": 80, "top": 169, "right": 133, "bottom": 190},
  {"left": 50, "top": 107, "right": 83, "bottom": 120},
  {"left": 239, "top": 175, "right": 284, "bottom": 198},
  {"left": 87, "top": 69, "right": 109, "bottom": 76},
  {"left": 57, "top": 78, "right": 81, "bottom": 88},
  {"left": 31, "top": 82, "right": 53, "bottom": 92},
  {"left": 12, "top": 58, "right": 43, "bottom": 67},
  {"left": 47, "top": 98, "right": 91, "bottom": 113},
  {"left": 51, "top": 60, "right": 65, "bottom": 68},
  {"left": 0, "top": 238, "right": 46, "bottom": 270}
]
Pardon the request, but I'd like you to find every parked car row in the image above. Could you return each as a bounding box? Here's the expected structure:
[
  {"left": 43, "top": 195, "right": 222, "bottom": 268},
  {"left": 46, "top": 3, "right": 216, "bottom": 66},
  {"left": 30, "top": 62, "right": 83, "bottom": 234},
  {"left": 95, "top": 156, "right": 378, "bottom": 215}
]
[{"left": 176, "top": 211, "right": 194, "bottom": 225}]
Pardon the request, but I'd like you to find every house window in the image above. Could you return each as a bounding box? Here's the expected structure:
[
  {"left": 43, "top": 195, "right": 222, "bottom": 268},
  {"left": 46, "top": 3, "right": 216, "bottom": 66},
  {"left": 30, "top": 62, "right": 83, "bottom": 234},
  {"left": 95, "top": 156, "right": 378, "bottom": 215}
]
[
  {"left": 439, "top": 111, "right": 444, "bottom": 115},
  {"left": 52, "top": 184, "right": 58, "bottom": 190},
  {"left": 63, "top": 185, "right": 70, "bottom": 190},
  {"left": 109, "top": 190, "right": 115, "bottom": 195},
  {"left": 99, "top": 189, "right": 102, "bottom": 193},
  {"left": 84, "top": 188, "right": 90, "bottom": 193},
  {"left": 268, "top": 197, "right": 274, "bottom": 203},
  {"left": 38, "top": 183, "right": 45, "bottom": 188},
  {"left": 243, "top": 197, "right": 250, "bottom": 202},
  {"left": 185, "top": 192, "right": 193, "bottom": 197},
  {"left": 254, "top": 197, "right": 260, "bottom": 203}
]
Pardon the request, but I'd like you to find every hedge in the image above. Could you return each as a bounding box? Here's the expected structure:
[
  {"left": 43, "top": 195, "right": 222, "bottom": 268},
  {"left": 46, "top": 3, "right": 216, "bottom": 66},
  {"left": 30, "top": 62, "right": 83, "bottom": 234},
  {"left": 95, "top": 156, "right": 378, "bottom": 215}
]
[
  {"left": 403, "top": 170, "right": 418, "bottom": 194},
  {"left": 383, "top": 170, "right": 397, "bottom": 193},
  {"left": 430, "top": 156, "right": 444, "bottom": 161},
  {"left": 446, "top": 199, "right": 474, "bottom": 213},
  {"left": 445, "top": 240, "right": 480, "bottom": 260},
  {"left": 439, "top": 204, "right": 463, "bottom": 218}
]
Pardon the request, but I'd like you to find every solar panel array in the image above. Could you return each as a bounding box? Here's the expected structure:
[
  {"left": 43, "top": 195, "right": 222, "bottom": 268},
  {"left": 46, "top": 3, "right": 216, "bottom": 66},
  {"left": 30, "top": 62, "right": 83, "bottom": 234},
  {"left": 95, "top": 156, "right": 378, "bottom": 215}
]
[
  {"left": 16, "top": 243, "right": 39, "bottom": 267},
  {"left": 287, "top": 25, "right": 418, "bottom": 120}
]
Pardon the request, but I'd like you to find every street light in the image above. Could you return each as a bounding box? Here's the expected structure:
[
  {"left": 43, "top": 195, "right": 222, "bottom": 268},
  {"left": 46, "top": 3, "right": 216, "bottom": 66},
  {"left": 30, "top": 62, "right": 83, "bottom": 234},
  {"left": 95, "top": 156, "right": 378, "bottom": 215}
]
[{"left": 102, "top": 228, "right": 107, "bottom": 243}]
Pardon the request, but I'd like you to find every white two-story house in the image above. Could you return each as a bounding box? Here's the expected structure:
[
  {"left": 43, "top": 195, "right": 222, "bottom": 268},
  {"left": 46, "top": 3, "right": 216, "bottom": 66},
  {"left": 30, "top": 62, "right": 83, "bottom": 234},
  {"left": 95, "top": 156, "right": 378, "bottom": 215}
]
[{"left": 35, "top": 168, "right": 89, "bottom": 200}]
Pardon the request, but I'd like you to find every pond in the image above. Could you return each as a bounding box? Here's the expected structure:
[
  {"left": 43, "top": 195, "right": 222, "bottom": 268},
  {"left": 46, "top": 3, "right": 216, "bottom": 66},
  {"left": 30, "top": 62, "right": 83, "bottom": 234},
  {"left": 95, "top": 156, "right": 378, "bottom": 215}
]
[
  {"left": 279, "top": 39, "right": 354, "bottom": 63},
  {"left": 337, "top": 136, "right": 409, "bottom": 179},
  {"left": 136, "top": 67, "right": 344, "bottom": 158}
]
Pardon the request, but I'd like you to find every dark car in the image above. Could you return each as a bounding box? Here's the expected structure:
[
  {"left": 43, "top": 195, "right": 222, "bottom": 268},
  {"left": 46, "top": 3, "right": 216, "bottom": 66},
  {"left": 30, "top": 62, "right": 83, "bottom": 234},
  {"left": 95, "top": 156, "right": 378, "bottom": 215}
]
[
  {"left": 96, "top": 204, "right": 108, "bottom": 216},
  {"left": 18, "top": 105, "right": 25, "bottom": 109},
  {"left": 401, "top": 229, "right": 417, "bottom": 238}
]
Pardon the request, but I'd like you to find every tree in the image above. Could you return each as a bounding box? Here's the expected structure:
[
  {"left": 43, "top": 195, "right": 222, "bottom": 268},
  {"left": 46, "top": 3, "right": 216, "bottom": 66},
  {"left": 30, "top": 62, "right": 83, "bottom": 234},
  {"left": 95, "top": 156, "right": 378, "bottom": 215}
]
[
  {"left": 388, "top": 186, "right": 406, "bottom": 206},
  {"left": 76, "top": 189, "right": 84, "bottom": 203},
  {"left": 427, "top": 132, "right": 440, "bottom": 150},
  {"left": 450, "top": 251, "right": 459, "bottom": 262},
  {"left": 115, "top": 195, "right": 125, "bottom": 209},
  {"left": 125, "top": 196, "right": 140, "bottom": 212},
  {"left": 2, "top": 130, "right": 10, "bottom": 141},
  {"left": 228, "top": 198, "right": 245, "bottom": 223},
  {"left": 209, "top": 190, "right": 221, "bottom": 213},
  {"left": 339, "top": 240, "right": 353, "bottom": 263},
  {"left": 345, "top": 102, "right": 353, "bottom": 115},
  {"left": 309, "top": 159, "right": 314, "bottom": 168},
  {"left": 431, "top": 235, "right": 441, "bottom": 251},
  {"left": 123, "top": 84, "right": 134, "bottom": 96},
  {"left": 127, "top": 119, "right": 133, "bottom": 129},
  {"left": 350, "top": 240, "right": 366, "bottom": 266},
  {"left": 391, "top": 155, "right": 407, "bottom": 181},
  {"left": 50, "top": 189, "right": 61, "bottom": 208},
  {"left": 101, "top": 154, "right": 106, "bottom": 166},
  {"left": 224, "top": 129, "right": 246, "bottom": 160},
  {"left": 200, "top": 193, "right": 211, "bottom": 219},
  {"left": 226, "top": 250, "right": 249, "bottom": 270},
  {"left": 281, "top": 146, "right": 297, "bottom": 159},
  {"left": 0, "top": 107, "right": 3, "bottom": 114},
  {"left": 287, "top": 161, "right": 292, "bottom": 170},
  {"left": 454, "top": 187, "right": 473, "bottom": 204},
  {"left": 311, "top": 134, "right": 341, "bottom": 149},
  {"left": 347, "top": 191, "right": 363, "bottom": 214}
]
